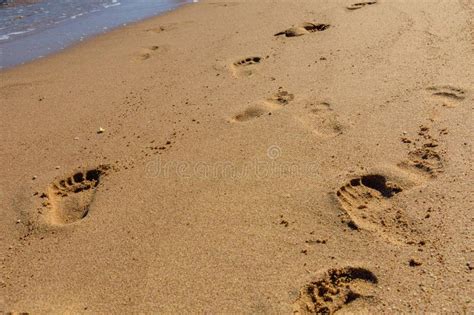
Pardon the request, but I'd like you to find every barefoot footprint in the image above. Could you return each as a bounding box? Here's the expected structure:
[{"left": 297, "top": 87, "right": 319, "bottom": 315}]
[
  {"left": 44, "top": 167, "right": 106, "bottom": 225},
  {"left": 403, "top": 148, "right": 443, "bottom": 176},
  {"left": 334, "top": 169, "right": 426, "bottom": 244},
  {"left": 267, "top": 90, "right": 294, "bottom": 106},
  {"left": 398, "top": 125, "right": 445, "bottom": 177},
  {"left": 294, "top": 266, "right": 378, "bottom": 314},
  {"left": 231, "top": 102, "right": 282, "bottom": 122},
  {"left": 136, "top": 46, "right": 161, "bottom": 61},
  {"left": 231, "top": 90, "right": 293, "bottom": 122},
  {"left": 275, "top": 23, "right": 330, "bottom": 38},
  {"left": 336, "top": 174, "right": 403, "bottom": 232},
  {"left": 296, "top": 102, "right": 344, "bottom": 137}
]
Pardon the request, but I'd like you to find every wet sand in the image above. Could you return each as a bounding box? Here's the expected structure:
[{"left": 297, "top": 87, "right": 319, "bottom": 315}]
[
  {"left": 0, "top": 0, "right": 473, "bottom": 313},
  {"left": 0, "top": 0, "right": 42, "bottom": 7},
  {"left": 0, "top": 0, "right": 190, "bottom": 68}
]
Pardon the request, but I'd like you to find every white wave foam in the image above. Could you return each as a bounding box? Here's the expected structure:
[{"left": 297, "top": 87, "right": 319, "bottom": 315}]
[
  {"left": 0, "top": 28, "right": 34, "bottom": 41},
  {"left": 103, "top": 1, "right": 121, "bottom": 9}
]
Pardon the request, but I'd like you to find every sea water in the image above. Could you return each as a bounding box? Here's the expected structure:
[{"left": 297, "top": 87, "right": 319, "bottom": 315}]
[{"left": 0, "top": 0, "right": 191, "bottom": 69}]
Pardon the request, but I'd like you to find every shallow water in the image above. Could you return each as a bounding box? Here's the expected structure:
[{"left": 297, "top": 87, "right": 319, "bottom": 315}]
[{"left": 0, "top": 0, "right": 192, "bottom": 69}]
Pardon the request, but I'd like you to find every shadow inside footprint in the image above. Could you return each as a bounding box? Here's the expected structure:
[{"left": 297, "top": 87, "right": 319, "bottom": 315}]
[
  {"left": 294, "top": 266, "right": 378, "bottom": 314},
  {"left": 347, "top": 1, "right": 377, "bottom": 10},
  {"left": 275, "top": 23, "right": 330, "bottom": 37},
  {"left": 45, "top": 167, "right": 106, "bottom": 225},
  {"left": 357, "top": 175, "right": 403, "bottom": 198}
]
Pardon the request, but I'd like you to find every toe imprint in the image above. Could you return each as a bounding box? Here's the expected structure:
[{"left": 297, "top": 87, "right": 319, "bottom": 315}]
[{"left": 232, "top": 56, "right": 263, "bottom": 77}]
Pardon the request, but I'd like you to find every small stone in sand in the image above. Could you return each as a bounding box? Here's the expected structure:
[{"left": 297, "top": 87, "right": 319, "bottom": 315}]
[{"left": 97, "top": 127, "right": 105, "bottom": 134}]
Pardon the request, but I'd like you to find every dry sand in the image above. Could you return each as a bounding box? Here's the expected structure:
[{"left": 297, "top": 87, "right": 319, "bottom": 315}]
[{"left": 1, "top": 0, "right": 473, "bottom": 313}]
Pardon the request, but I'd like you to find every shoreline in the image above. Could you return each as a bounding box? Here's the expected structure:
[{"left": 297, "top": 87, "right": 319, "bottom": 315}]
[
  {"left": 1, "top": 0, "right": 473, "bottom": 313},
  {"left": 0, "top": 0, "right": 192, "bottom": 70}
]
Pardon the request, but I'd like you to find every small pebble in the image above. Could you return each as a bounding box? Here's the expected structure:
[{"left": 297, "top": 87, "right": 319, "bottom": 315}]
[
  {"left": 97, "top": 127, "right": 105, "bottom": 134},
  {"left": 32, "top": 175, "right": 37, "bottom": 180}
]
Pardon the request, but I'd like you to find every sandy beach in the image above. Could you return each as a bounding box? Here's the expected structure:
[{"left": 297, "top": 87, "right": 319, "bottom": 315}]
[{"left": 1, "top": 0, "right": 473, "bottom": 313}]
